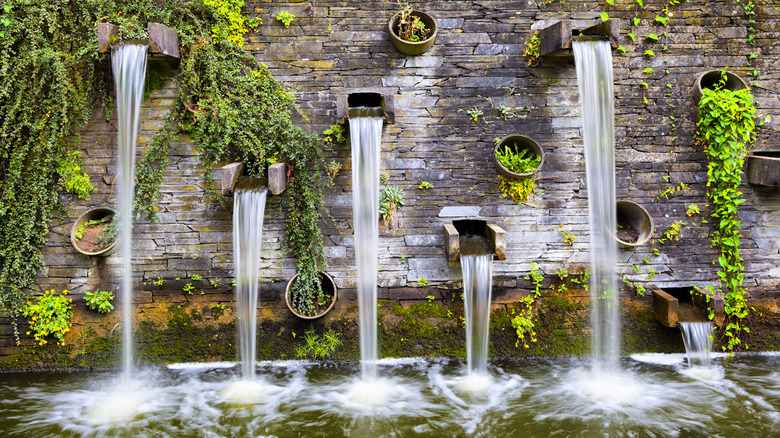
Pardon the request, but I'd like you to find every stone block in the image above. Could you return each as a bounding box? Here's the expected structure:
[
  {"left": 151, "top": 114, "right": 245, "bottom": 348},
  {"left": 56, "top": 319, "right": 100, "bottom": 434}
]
[
  {"left": 486, "top": 223, "right": 507, "bottom": 261},
  {"left": 97, "top": 23, "right": 119, "bottom": 53},
  {"left": 148, "top": 23, "right": 180, "bottom": 59},
  {"left": 539, "top": 20, "right": 572, "bottom": 56},
  {"left": 652, "top": 289, "right": 679, "bottom": 328},
  {"left": 443, "top": 224, "right": 459, "bottom": 263},
  {"left": 221, "top": 162, "right": 244, "bottom": 196},
  {"left": 268, "top": 162, "right": 289, "bottom": 195}
]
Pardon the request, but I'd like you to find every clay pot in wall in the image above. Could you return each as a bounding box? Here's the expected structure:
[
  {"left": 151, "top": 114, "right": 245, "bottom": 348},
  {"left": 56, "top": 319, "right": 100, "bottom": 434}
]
[
  {"left": 71, "top": 207, "right": 118, "bottom": 257},
  {"left": 692, "top": 70, "right": 749, "bottom": 106},
  {"left": 285, "top": 271, "right": 338, "bottom": 319},
  {"left": 493, "top": 135, "right": 545, "bottom": 180},
  {"left": 616, "top": 201, "right": 654, "bottom": 248},
  {"left": 388, "top": 10, "right": 437, "bottom": 56}
]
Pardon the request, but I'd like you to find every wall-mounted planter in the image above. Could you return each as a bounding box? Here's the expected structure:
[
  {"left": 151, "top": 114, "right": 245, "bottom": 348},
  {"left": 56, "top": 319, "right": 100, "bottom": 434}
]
[
  {"left": 493, "top": 135, "right": 544, "bottom": 180},
  {"left": 616, "top": 201, "right": 653, "bottom": 248},
  {"left": 71, "top": 207, "right": 118, "bottom": 257},
  {"left": 747, "top": 151, "right": 780, "bottom": 188},
  {"left": 284, "top": 271, "right": 338, "bottom": 319},
  {"left": 692, "top": 70, "right": 749, "bottom": 105},
  {"left": 388, "top": 10, "right": 437, "bottom": 56}
]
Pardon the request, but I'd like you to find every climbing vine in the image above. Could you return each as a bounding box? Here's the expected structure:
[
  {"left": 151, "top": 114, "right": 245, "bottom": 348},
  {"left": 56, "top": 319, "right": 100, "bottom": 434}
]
[
  {"left": 696, "top": 76, "right": 757, "bottom": 352},
  {"left": 0, "top": 0, "right": 329, "bottom": 333}
]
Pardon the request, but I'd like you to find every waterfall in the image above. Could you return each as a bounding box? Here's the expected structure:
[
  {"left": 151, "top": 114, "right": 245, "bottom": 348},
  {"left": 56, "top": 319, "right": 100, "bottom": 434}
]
[
  {"left": 111, "top": 44, "right": 147, "bottom": 381},
  {"left": 680, "top": 322, "right": 714, "bottom": 368},
  {"left": 349, "top": 108, "right": 383, "bottom": 381},
  {"left": 462, "top": 254, "right": 494, "bottom": 375},
  {"left": 233, "top": 188, "right": 267, "bottom": 380},
  {"left": 573, "top": 39, "right": 619, "bottom": 369}
]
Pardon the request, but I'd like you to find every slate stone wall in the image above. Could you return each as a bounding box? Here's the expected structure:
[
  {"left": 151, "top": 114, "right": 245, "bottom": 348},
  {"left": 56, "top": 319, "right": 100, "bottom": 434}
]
[{"left": 4, "top": 0, "right": 780, "bottom": 357}]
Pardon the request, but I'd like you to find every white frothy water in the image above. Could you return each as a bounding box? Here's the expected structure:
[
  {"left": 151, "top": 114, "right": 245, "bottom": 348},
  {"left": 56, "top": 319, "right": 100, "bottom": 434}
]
[
  {"left": 111, "top": 44, "right": 147, "bottom": 381},
  {"left": 680, "top": 322, "right": 714, "bottom": 368},
  {"left": 349, "top": 108, "right": 383, "bottom": 381},
  {"left": 461, "top": 254, "right": 494, "bottom": 375},
  {"left": 233, "top": 188, "right": 267, "bottom": 380},
  {"left": 573, "top": 39, "right": 619, "bottom": 370}
]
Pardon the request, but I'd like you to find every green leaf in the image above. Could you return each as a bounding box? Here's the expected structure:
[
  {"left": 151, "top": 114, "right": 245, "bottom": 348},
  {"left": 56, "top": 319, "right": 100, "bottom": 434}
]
[
  {"left": 646, "top": 33, "right": 659, "bottom": 41},
  {"left": 633, "top": 17, "right": 641, "bottom": 26},
  {"left": 627, "top": 33, "right": 636, "bottom": 42},
  {"left": 644, "top": 49, "right": 656, "bottom": 57},
  {"left": 600, "top": 12, "right": 610, "bottom": 21},
  {"left": 642, "top": 67, "right": 654, "bottom": 74}
]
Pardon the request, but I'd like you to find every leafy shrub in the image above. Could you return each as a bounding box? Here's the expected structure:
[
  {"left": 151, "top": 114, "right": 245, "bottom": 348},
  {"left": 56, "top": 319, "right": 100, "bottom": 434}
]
[
  {"left": 84, "top": 290, "right": 114, "bottom": 314},
  {"left": 22, "top": 290, "right": 73, "bottom": 346}
]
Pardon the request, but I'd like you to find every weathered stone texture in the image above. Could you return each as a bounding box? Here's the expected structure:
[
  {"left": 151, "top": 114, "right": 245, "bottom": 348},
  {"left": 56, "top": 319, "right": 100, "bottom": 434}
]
[{"left": 6, "top": 0, "right": 780, "bottom": 356}]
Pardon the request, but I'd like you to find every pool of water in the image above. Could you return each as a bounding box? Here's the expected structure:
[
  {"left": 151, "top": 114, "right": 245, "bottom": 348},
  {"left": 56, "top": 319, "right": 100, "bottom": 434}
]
[{"left": 2, "top": 355, "right": 780, "bottom": 437}]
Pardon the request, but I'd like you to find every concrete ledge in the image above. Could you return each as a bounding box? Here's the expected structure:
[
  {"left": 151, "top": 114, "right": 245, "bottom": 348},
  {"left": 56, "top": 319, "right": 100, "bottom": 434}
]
[
  {"left": 486, "top": 223, "right": 507, "bottom": 261},
  {"left": 147, "top": 22, "right": 180, "bottom": 59},
  {"left": 268, "top": 163, "right": 289, "bottom": 195},
  {"left": 220, "top": 162, "right": 244, "bottom": 196},
  {"left": 443, "top": 223, "right": 459, "bottom": 264}
]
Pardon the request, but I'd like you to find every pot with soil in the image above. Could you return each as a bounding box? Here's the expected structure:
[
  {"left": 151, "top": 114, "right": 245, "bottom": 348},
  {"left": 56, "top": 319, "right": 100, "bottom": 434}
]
[
  {"left": 70, "top": 207, "right": 118, "bottom": 256},
  {"left": 285, "top": 271, "right": 338, "bottom": 319},
  {"left": 616, "top": 201, "right": 653, "bottom": 248},
  {"left": 388, "top": 7, "right": 437, "bottom": 56}
]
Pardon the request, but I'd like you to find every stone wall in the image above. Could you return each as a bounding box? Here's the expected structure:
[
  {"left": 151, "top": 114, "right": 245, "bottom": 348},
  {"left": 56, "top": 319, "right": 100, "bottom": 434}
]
[{"left": 3, "top": 0, "right": 780, "bottom": 360}]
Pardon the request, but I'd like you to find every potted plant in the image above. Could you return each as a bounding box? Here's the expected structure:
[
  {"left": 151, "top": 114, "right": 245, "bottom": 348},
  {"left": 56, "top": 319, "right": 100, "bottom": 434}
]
[
  {"left": 70, "top": 207, "right": 118, "bottom": 256},
  {"left": 692, "top": 70, "right": 748, "bottom": 105},
  {"left": 616, "top": 201, "right": 654, "bottom": 248},
  {"left": 387, "top": 3, "right": 437, "bottom": 56},
  {"left": 285, "top": 271, "right": 338, "bottom": 319},
  {"left": 493, "top": 135, "right": 544, "bottom": 179}
]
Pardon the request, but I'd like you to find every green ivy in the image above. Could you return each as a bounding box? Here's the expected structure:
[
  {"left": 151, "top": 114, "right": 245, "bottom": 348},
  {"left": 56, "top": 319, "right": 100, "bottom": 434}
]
[{"left": 696, "top": 75, "right": 757, "bottom": 352}]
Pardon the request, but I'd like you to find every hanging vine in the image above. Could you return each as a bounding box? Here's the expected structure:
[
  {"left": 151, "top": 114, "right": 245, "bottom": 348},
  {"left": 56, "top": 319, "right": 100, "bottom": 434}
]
[
  {"left": 696, "top": 75, "right": 757, "bottom": 352},
  {"left": 0, "top": 0, "right": 329, "bottom": 336}
]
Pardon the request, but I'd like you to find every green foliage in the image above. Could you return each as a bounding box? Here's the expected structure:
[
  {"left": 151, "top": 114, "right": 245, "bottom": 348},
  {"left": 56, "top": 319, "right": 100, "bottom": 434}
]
[
  {"left": 22, "top": 290, "right": 73, "bottom": 346},
  {"left": 183, "top": 283, "right": 194, "bottom": 295},
  {"left": 395, "top": 2, "right": 431, "bottom": 42},
  {"left": 379, "top": 186, "right": 405, "bottom": 220},
  {"left": 496, "top": 145, "right": 541, "bottom": 175},
  {"left": 155, "top": 277, "right": 165, "bottom": 286},
  {"left": 295, "top": 327, "right": 341, "bottom": 360},
  {"left": 203, "top": 0, "right": 261, "bottom": 46},
  {"left": 417, "top": 277, "right": 428, "bottom": 286},
  {"left": 696, "top": 73, "right": 758, "bottom": 352},
  {"left": 499, "top": 176, "right": 535, "bottom": 204},
  {"left": 467, "top": 107, "right": 483, "bottom": 122},
  {"left": 84, "top": 290, "right": 114, "bottom": 314},
  {"left": 323, "top": 124, "right": 346, "bottom": 143},
  {"left": 524, "top": 31, "right": 541, "bottom": 67},
  {"left": 192, "top": 274, "right": 202, "bottom": 281},
  {"left": 143, "top": 67, "right": 167, "bottom": 101},
  {"left": 559, "top": 225, "right": 576, "bottom": 245},
  {"left": 276, "top": 11, "right": 295, "bottom": 28},
  {"left": 57, "top": 151, "right": 94, "bottom": 200},
  {"left": 418, "top": 181, "right": 433, "bottom": 189},
  {"left": 524, "top": 262, "right": 544, "bottom": 297},
  {"left": 664, "top": 220, "right": 684, "bottom": 241},
  {"left": 511, "top": 295, "right": 537, "bottom": 349},
  {"left": 686, "top": 204, "right": 700, "bottom": 217}
]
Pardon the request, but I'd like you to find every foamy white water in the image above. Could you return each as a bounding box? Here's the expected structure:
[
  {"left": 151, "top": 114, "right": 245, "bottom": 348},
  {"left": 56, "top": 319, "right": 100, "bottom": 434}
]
[{"left": 461, "top": 254, "right": 494, "bottom": 375}]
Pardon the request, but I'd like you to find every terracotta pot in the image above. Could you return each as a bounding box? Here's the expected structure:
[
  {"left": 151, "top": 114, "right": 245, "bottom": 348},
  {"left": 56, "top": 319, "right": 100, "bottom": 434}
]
[
  {"left": 692, "top": 70, "right": 749, "bottom": 105},
  {"left": 285, "top": 271, "right": 338, "bottom": 319},
  {"left": 493, "top": 135, "right": 544, "bottom": 180},
  {"left": 616, "top": 201, "right": 654, "bottom": 248},
  {"left": 387, "top": 10, "right": 437, "bottom": 56},
  {"left": 70, "top": 207, "right": 118, "bottom": 256}
]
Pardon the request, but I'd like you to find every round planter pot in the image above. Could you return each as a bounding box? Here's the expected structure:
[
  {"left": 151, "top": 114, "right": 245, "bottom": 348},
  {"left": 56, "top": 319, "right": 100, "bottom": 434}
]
[
  {"left": 285, "top": 271, "right": 338, "bottom": 319},
  {"left": 70, "top": 207, "right": 118, "bottom": 256},
  {"left": 388, "top": 10, "right": 437, "bottom": 56},
  {"left": 616, "top": 201, "right": 653, "bottom": 248},
  {"left": 493, "top": 135, "right": 545, "bottom": 180},
  {"left": 692, "top": 70, "right": 749, "bottom": 105}
]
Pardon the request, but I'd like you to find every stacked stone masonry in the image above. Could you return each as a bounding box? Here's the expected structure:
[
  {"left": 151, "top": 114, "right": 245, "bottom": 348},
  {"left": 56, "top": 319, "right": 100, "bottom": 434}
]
[{"left": 10, "top": 0, "right": 780, "bottom": 355}]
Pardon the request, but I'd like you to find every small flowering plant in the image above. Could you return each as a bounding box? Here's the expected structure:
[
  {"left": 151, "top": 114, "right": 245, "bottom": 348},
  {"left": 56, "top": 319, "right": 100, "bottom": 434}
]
[{"left": 22, "top": 289, "right": 73, "bottom": 346}]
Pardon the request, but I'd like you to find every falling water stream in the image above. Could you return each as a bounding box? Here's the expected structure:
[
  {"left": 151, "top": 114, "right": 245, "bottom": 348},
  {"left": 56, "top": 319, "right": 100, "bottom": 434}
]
[
  {"left": 573, "top": 39, "right": 619, "bottom": 370},
  {"left": 462, "top": 254, "right": 494, "bottom": 376},
  {"left": 349, "top": 107, "right": 383, "bottom": 382},
  {"left": 112, "top": 44, "right": 147, "bottom": 381},
  {"left": 680, "top": 322, "right": 714, "bottom": 368},
  {"left": 232, "top": 188, "right": 267, "bottom": 380}
]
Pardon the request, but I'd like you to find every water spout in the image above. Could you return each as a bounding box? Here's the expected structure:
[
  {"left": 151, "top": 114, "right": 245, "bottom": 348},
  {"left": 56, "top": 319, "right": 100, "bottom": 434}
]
[
  {"left": 573, "top": 40, "right": 619, "bottom": 369},
  {"left": 111, "top": 44, "right": 147, "bottom": 381},
  {"left": 349, "top": 108, "right": 383, "bottom": 381},
  {"left": 233, "top": 188, "right": 267, "bottom": 380}
]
